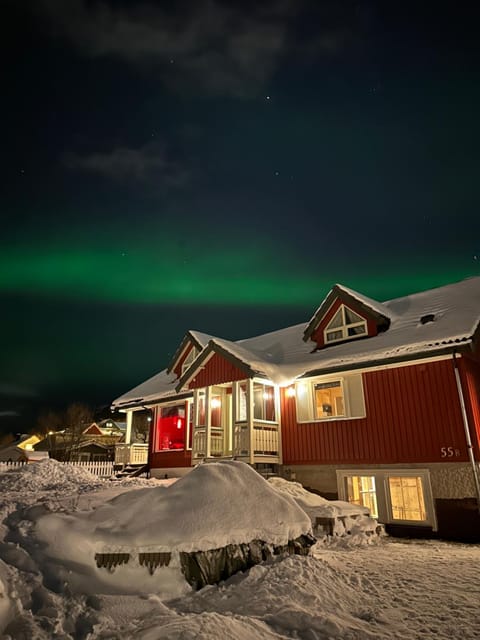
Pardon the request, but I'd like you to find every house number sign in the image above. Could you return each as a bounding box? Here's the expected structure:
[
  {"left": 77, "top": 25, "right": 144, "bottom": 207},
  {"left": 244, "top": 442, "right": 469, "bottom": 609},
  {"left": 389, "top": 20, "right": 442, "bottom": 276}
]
[{"left": 440, "top": 447, "right": 460, "bottom": 458}]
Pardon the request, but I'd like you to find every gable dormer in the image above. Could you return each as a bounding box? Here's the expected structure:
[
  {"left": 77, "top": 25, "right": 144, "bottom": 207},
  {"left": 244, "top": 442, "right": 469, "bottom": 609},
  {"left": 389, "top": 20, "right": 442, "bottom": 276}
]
[
  {"left": 303, "top": 284, "right": 391, "bottom": 348},
  {"left": 167, "top": 330, "right": 212, "bottom": 380}
]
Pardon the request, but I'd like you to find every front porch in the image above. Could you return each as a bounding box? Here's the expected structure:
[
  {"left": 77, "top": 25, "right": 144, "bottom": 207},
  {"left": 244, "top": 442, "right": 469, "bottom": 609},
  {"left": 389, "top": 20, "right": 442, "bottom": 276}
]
[{"left": 190, "top": 379, "right": 282, "bottom": 465}]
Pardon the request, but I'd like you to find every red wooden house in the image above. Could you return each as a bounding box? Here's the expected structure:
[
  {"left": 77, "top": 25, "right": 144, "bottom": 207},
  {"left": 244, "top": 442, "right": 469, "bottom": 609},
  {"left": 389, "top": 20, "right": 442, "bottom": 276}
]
[{"left": 112, "top": 277, "right": 480, "bottom": 540}]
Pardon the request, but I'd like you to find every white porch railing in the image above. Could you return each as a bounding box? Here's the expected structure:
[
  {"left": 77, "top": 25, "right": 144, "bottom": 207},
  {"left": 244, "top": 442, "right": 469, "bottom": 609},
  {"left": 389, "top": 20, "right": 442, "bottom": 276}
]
[
  {"left": 252, "top": 423, "right": 279, "bottom": 456},
  {"left": 193, "top": 422, "right": 280, "bottom": 462},
  {"left": 233, "top": 422, "right": 249, "bottom": 456},
  {"left": 114, "top": 443, "right": 149, "bottom": 466},
  {"left": 192, "top": 428, "right": 225, "bottom": 460}
]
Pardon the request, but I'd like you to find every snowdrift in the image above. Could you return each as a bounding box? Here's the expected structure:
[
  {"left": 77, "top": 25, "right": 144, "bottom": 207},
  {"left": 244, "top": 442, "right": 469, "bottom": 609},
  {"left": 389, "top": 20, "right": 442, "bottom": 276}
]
[
  {"left": 268, "top": 477, "right": 381, "bottom": 541},
  {"left": 33, "top": 461, "right": 314, "bottom": 594}
]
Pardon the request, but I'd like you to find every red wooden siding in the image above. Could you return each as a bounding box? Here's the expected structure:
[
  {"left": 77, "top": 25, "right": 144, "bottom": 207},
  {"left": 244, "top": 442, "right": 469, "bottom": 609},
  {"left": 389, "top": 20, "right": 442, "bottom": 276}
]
[
  {"left": 189, "top": 352, "right": 247, "bottom": 389},
  {"left": 281, "top": 358, "right": 470, "bottom": 465},
  {"left": 310, "top": 297, "right": 378, "bottom": 347},
  {"left": 173, "top": 342, "right": 196, "bottom": 379},
  {"left": 459, "top": 356, "right": 480, "bottom": 456},
  {"left": 150, "top": 449, "right": 192, "bottom": 469}
]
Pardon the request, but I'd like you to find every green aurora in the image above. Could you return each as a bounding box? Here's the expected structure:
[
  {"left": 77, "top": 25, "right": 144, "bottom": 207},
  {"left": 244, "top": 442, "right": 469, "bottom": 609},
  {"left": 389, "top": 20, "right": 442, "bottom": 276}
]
[{"left": 0, "top": 235, "right": 477, "bottom": 306}]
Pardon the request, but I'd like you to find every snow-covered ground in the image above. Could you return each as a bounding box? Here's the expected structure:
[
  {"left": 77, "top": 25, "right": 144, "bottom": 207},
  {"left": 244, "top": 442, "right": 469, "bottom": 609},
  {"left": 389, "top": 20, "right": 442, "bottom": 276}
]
[{"left": 1, "top": 460, "right": 479, "bottom": 639}]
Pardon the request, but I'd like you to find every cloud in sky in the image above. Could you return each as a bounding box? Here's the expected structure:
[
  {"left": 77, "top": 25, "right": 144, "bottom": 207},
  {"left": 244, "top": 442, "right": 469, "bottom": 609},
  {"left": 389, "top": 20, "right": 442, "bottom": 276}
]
[
  {"left": 0, "top": 383, "right": 38, "bottom": 398},
  {"left": 35, "top": 0, "right": 355, "bottom": 97},
  {"left": 63, "top": 142, "right": 189, "bottom": 187}
]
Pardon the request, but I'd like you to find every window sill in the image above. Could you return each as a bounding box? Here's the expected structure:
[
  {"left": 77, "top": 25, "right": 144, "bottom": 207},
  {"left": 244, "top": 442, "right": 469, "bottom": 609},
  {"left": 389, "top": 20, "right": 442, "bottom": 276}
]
[{"left": 297, "top": 415, "right": 365, "bottom": 423}]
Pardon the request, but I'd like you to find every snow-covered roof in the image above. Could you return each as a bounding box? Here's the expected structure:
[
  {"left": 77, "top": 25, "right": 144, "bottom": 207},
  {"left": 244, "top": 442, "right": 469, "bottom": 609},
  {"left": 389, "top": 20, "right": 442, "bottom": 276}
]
[
  {"left": 111, "top": 369, "right": 189, "bottom": 410},
  {"left": 180, "top": 277, "right": 480, "bottom": 387},
  {"left": 115, "top": 277, "right": 480, "bottom": 402}
]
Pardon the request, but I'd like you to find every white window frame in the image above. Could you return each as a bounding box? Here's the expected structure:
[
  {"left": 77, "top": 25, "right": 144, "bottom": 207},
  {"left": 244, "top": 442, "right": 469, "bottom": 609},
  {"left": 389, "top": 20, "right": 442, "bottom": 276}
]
[
  {"left": 181, "top": 346, "right": 199, "bottom": 375},
  {"left": 336, "top": 468, "right": 437, "bottom": 529},
  {"left": 153, "top": 399, "right": 191, "bottom": 453},
  {"left": 324, "top": 304, "right": 367, "bottom": 345},
  {"left": 295, "top": 373, "right": 365, "bottom": 423},
  {"left": 252, "top": 380, "right": 278, "bottom": 424}
]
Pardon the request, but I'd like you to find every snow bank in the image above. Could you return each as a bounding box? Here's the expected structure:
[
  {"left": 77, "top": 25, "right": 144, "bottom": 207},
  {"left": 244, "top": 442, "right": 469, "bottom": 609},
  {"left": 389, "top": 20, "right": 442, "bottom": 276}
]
[
  {"left": 268, "top": 477, "right": 368, "bottom": 517},
  {"left": 32, "top": 461, "right": 312, "bottom": 595},
  {"left": 0, "top": 458, "right": 104, "bottom": 494},
  {"left": 268, "top": 477, "right": 380, "bottom": 544}
]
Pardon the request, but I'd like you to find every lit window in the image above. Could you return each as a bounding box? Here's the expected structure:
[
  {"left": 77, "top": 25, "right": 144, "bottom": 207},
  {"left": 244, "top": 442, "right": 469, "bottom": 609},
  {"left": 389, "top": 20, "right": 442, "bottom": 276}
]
[
  {"left": 324, "top": 305, "right": 367, "bottom": 344},
  {"left": 345, "top": 476, "right": 378, "bottom": 518},
  {"left": 389, "top": 476, "right": 427, "bottom": 522},
  {"left": 337, "top": 470, "right": 435, "bottom": 528},
  {"left": 314, "top": 381, "right": 345, "bottom": 418},
  {"left": 295, "top": 374, "right": 365, "bottom": 422},
  {"left": 154, "top": 404, "right": 186, "bottom": 451},
  {"left": 253, "top": 383, "right": 276, "bottom": 422}
]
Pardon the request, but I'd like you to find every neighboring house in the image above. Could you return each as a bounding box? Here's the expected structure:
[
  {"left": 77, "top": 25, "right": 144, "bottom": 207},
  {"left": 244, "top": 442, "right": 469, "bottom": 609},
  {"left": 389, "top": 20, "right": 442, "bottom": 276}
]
[
  {"left": 0, "top": 434, "right": 41, "bottom": 462},
  {"left": 112, "top": 277, "right": 480, "bottom": 541},
  {"left": 34, "top": 419, "right": 126, "bottom": 462}
]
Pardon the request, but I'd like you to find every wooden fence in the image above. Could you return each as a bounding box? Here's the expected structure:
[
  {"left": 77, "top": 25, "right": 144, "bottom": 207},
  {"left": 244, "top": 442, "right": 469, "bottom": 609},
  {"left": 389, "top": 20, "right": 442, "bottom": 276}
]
[{"left": 0, "top": 460, "right": 114, "bottom": 478}]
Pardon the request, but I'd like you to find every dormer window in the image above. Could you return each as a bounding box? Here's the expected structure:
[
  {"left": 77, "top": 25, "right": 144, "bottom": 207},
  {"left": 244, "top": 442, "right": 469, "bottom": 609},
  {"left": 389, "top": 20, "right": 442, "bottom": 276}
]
[
  {"left": 181, "top": 346, "right": 199, "bottom": 375},
  {"left": 324, "top": 305, "right": 367, "bottom": 344}
]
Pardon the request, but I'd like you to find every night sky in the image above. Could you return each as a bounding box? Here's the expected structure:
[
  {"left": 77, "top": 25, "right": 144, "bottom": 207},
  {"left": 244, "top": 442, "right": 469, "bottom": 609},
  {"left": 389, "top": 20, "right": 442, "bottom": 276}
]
[{"left": 2, "top": 1, "right": 480, "bottom": 432}]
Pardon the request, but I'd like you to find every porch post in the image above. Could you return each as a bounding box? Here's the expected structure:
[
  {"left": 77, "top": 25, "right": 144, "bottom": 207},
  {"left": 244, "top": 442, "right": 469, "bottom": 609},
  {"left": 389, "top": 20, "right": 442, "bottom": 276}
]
[
  {"left": 206, "top": 386, "right": 212, "bottom": 458},
  {"left": 232, "top": 382, "right": 238, "bottom": 456},
  {"left": 276, "top": 385, "right": 283, "bottom": 465},
  {"left": 247, "top": 379, "right": 254, "bottom": 464},
  {"left": 125, "top": 411, "right": 133, "bottom": 445}
]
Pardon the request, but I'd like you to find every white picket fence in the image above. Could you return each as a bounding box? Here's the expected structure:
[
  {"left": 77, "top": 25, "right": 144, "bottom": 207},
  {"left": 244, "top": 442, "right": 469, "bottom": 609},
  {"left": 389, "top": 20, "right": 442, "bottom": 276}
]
[{"left": 0, "top": 460, "right": 114, "bottom": 478}]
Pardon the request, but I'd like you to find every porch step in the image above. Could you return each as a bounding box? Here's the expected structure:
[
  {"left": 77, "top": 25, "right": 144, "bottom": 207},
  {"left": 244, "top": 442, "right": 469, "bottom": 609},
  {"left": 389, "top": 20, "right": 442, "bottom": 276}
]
[
  {"left": 111, "top": 464, "right": 149, "bottom": 480},
  {"left": 254, "top": 463, "right": 279, "bottom": 480}
]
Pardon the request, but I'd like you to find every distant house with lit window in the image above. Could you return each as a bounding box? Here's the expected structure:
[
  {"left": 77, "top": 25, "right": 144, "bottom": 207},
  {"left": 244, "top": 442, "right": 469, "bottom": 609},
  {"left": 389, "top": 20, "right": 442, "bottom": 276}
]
[{"left": 112, "top": 277, "right": 480, "bottom": 541}]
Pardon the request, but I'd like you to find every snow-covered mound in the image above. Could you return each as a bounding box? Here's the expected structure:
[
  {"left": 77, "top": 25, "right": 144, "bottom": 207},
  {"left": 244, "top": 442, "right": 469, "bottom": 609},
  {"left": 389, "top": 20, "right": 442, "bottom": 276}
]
[
  {"left": 0, "top": 458, "right": 104, "bottom": 493},
  {"left": 32, "top": 461, "right": 312, "bottom": 595},
  {"left": 268, "top": 477, "right": 380, "bottom": 543},
  {"left": 38, "top": 461, "right": 312, "bottom": 553},
  {"left": 268, "top": 477, "right": 367, "bottom": 516}
]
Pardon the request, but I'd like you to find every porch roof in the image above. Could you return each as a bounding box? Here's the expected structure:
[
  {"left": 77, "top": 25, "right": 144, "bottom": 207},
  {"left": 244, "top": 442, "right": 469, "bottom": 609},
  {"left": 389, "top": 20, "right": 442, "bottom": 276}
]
[{"left": 111, "top": 369, "right": 190, "bottom": 410}]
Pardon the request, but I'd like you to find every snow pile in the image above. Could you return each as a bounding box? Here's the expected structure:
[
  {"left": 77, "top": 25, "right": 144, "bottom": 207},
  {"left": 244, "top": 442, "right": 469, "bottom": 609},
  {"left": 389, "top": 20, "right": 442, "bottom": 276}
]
[
  {"left": 1, "top": 462, "right": 480, "bottom": 639},
  {"left": 0, "top": 458, "right": 104, "bottom": 494},
  {"left": 38, "top": 461, "right": 311, "bottom": 553},
  {"left": 30, "top": 461, "right": 312, "bottom": 596},
  {"left": 268, "top": 477, "right": 380, "bottom": 544}
]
